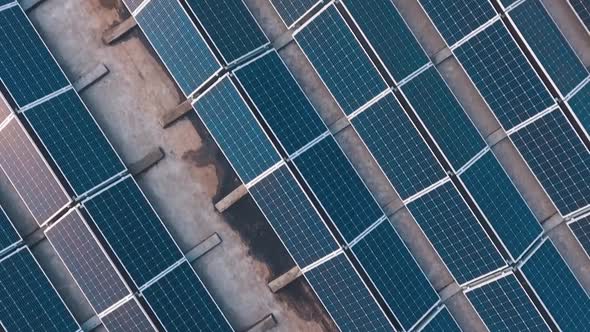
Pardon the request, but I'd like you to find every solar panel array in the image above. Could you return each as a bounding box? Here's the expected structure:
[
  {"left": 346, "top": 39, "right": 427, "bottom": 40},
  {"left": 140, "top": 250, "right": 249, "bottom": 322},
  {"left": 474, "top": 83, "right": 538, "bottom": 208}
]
[
  {"left": 420, "top": 307, "right": 461, "bottom": 332},
  {"left": 567, "top": 79, "right": 590, "bottom": 134},
  {"left": 569, "top": 0, "right": 590, "bottom": 33},
  {"left": 570, "top": 215, "right": 590, "bottom": 258},
  {"left": 101, "top": 297, "right": 156, "bottom": 332},
  {"left": 270, "top": 0, "right": 319, "bottom": 27}
]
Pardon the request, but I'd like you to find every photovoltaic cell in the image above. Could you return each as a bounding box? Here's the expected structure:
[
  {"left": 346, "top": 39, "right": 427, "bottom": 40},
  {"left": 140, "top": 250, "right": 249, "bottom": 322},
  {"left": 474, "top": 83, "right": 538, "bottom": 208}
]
[
  {"left": 466, "top": 274, "right": 549, "bottom": 331},
  {"left": 570, "top": 215, "right": 590, "bottom": 257},
  {"left": 186, "top": 0, "right": 268, "bottom": 64},
  {"left": 510, "top": 0, "right": 588, "bottom": 95},
  {"left": 295, "top": 5, "right": 387, "bottom": 115},
  {"left": 136, "top": 0, "right": 220, "bottom": 96},
  {"left": 24, "top": 90, "right": 125, "bottom": 196},
  {"left": 84, "top": 177, "right": 183, "bottom": 287},
  {"left": 270, "top": 0, "right": 318, "bottom": 26},
  {"left": 510, "top": 110, "right": 590, "bottom": 215},
  {"left": 0, "top": 0, "right": 16, "bottom": 6},
  {"left": 0, "top": 207, "right": 20, "bottom": 254},
  {"left": 293, "top": 136, "right": 383, "bottom": 243},
  {"left": 403, "top": 67, "right": 486, "bottom": 169},
  {"left": 143, "top": 261, "right": 232, "bottom": 332},
  {"left": 0, "top": 248, "right": 79, "bottom": 332},
  {"left": 521, "top": 239, "right": 590, "bottom": 331},
  {"left": 352, "top": 221, "right": 439, "bottom": 330},
  {"left": 101, "top": 298, "right": 156, "bottom": 332},
  {"left": 567, "top": 81, "right": 590, "bottom": 134},
  {"left": 0, "top": 5, "right": 68, "bottom": 107},
  {"left": 0, "top": 118, "right": 71, "bottom": 225},
  {"left": 249, "top": 165, "right": 339, "bottom": 267},
  {"left": 569, "top": 0, "right": 590, "bottom": 32},
  {"left": 460, "top": 152, "right": 542, "bottom": 260},
  {"left": 45, "top": 209, "right": 129, "bottom": 313},
  {"left": 194, "top": 77, "right": 281, "bottom": 183},
  {"left": 419, "top": 0, "right": 496, "bottom": 46},
  {"left": 305, "top": 254, "right": 393, "bottom": 331},
  {"left": 121, "top": 0, "right": 144, "bottom": 12},
  {"left": 407, "top": 181, "right": 506, "bottom": 284},
  {"left": 454, "top": 20, "right": 554, "bottom": 129},
  {"left": 343, "top": 0, "right": 429, "bottom": 81},
  {"left": 421, "top": 307, "right": 461, "bottom": 332},
  {"left": 235, "top": 51, "right": 327, "bottom": 155},
  {"left": 351, "top": 93, "right": 446, "bottom": 199}
]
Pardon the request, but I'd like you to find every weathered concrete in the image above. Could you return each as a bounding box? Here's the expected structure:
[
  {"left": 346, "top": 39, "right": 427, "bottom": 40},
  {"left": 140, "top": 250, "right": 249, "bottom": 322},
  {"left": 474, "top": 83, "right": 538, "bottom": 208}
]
[
  {"left": 73, "top": 63, "right": 109, "bottom": 92},
  {"left": 20, "top": 0, "right": 44, "bottom": 12},
  {"left": 80, "top": 315, "right": 101, "bottom": 332},
  {"left": 215, "top": 185, "right": 248, "bottom": 213},
  {"left": 245, "top": 314, "right": 277, "bottom": 332},
  {"left": 102, "top": 15, "right": 137, "bottom": 45},
  {"left": 431, "top": 47, "right": 453, "bottom": 66},
  {"left": 160, "top": 98, "right": 194, "bottom": 128},
  {"left": 485, "top": 128, "right": 508, "bottom": 148},
  {"left": 128, "top": 147, "right": 165, "bottom": 176},
  {"left": 186, "top": 233, "right": 222, "bottom": 262},
  {"left": 327, "top": 116, "right": 349, "bottom": 135},
  {"left": 268, "top": 266, "right": 302, "bottom": 293}
]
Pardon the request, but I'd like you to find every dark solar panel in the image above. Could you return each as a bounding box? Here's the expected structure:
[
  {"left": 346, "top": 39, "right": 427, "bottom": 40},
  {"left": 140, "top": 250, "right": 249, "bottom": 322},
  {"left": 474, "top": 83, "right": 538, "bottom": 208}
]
[
  {"left": 0, "top": 248, "right": 79, "bottom": 332},
  {"left": 295, "top": 5, "right": 387, "bottom": 115},
  {"left": 0, "top": 118, "right": 71, "bottom": 225},
  {"left": 454, "top": 20, "right": 554, "bottom": 129},
  {"left": 249, "top": 165, "right": 339, "bottom": 267},
  {"left": 510, "top": 110, "right": 590, "bottom": 215},
  {"left": 521, "top": 239, "right": 590, "bottom": 331},
  {"left": 352, "top": 221, "right": 439, "bottom": 330},
  {"left": 143, "top": 261, "right": 232, "bottom": 331},
  {"left": 194, "top": 77, "right": 281, "bottom": 183},
  {"left": 0, "top": 207, "right": 20, "bottom": 255},
  {"left": 570, "top": 215, "right": 590, "bottom": 258},
  {"left": 136, "top": 0, "right": 220, "bottom": 96},
  {"left": 235, "top": 51, "right": 327, "bottom": 155},
  {"left": 305, "top": 254, "right": 393, "bottom": 331},
  {"left": 270, "top": 0, "right": 319, "bottom": 27},
  {"left": 569, "top": 0, "right": 590, "bottom": 32},
  {"left": 101, "top": 298, "right": 156, "bottom": 332},
  {"left": 421, "top": 307, "right": 461, "bottom": 332},
  {"left": 24, "top": 90, "right": 125, "bottom": 196},
  {"left": 351, "top": 93, "right": 446, "bottom": 199},
  {"left": 407, "top": 181, "right": 506, "bottom": 284},
  {"left": 567, "top": 81, "right": 590, "bottom": 134},
  {"left": 343, "top": 0, "right": 429, "bottom": 81},
  {"left": 83, "top": 177, "right": 183, "bottom": 287},
  {"left": 293, "top": 136, "right": 384, "bottom": 243},
  {"left": 45, "top": 209, "right": 130, "bottom": 313}
]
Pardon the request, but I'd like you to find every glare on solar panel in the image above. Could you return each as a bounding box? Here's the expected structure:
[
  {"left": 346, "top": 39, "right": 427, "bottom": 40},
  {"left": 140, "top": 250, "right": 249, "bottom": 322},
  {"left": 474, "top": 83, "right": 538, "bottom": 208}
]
[
  {"left": 101, "top": 297, "right": 156, "bottom": 332},
  {"left": 121, "top": 0, "right": 144, "bottom": 13},
  {"left": 0, "top": 94, "right": 11, "bottom": 122}
]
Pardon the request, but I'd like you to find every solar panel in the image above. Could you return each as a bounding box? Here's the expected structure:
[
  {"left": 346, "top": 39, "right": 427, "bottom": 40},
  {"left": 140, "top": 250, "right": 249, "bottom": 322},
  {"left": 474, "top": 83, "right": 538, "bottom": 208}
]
[
  {"left": 0, "top": 0, "right": 16, "bottom": 7},
  {"left": 270, "top": 0, "right": 319, "bottom": 27},
  {"left": 0, "top": 247, "right": 79, "bottom": 332},
  {"left": 45, "top": 209, "right": 130, "bottom": 313},
  {"left": 121, "top": 0, "right": 144, "bottom": 13},
  {"left": 24, "top": 89, "right": 126, "bottom": 196},
  {"left": 453, "top": 20, "right": 554, "bottom": 129},
  {"left": 421, "top": 307, "right": 461, "bottom": 332},
  {"left": 509, "top": 0, "right": 588, "bottom": 95},
  {"left": 142, "top": 261, "right": 232, "bottom": 331},
  {"left": 0, "top": 206, "right": 20, "bottom": 255},
  {"left": 135, "top": 0, "right": 220, "bottom": 96},
  {"left": 521, "top": 239, "right": 590, "bottom": 331},
  {"left": 234, "top": 51, "right": 327, "bottom": 155},
  {"left": 342, "top": 0, "right": 429, "bottom": 81},
  {"left": 466, "top": 274, "right": 549, "bottom": 331},
  {"left": 83, "top": 176, "right": 183, "bottom": 287},
  {"left": 570, "top": 215, "right": 590, "bottom": 257},
  {"left": 510, "top": 110, "right": 590, "bottom": 215},
  {"left": 293, "top": 136, "right": 383, "bottom": 243},
  {"left": 569, "top": 0, "right": 590, "bottom": 32},
  {"left": 351, "top": 221, "right": 439, "bottom": 330},
  {"left": 305, "top": 253, "right": 393, "bottom": 331},
  {"left": 186, "top": 0, "right": 268, "bottom": 64},
  {"left": 0, "top": 118, "right": 71, "bottom": 225},
  {"left": 460, "top": 152, "right": 542, "bottom": 260},
  {"left": 0, "top": 5, "right": 68, "bottom": 107},
  {"left": 193, "top": 77, "right": 281, "bottom": 183},
  {"left": 101, "top": 298, "right": 156, "bottom": 332},
  {"left": 249, "top": 165, "right": 339, "bottom": 267},
  {"left": 419, "top": 0, "right": 496, "bottom": 46},
  {"left": 407, "top": 181, "right": 506, "bottom": 284},
  {"left": 295, "top": 5, "right": 387, "bottom": 115},
  {"left": 402, "top": 66, "right": 486, "bottom": 169},
  {"left": 351, "top": 93, "right": 446, "bottom": 199},
  {"left": 567, "top": 80, "right": 590, "bottom": 134}
]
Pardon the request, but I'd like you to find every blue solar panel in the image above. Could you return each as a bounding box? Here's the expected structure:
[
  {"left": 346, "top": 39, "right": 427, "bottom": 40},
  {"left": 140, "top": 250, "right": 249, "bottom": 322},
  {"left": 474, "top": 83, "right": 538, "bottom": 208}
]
[
  {"left": 305, "top": 254, "right": 393, "bottom": 331},
  {"left": 454, "top": 20, "right": 554, "bottom": 129},
  {"left": 270, "top": 0, "right": 319, "bottom": 26},
  {"left": 342, "top": 0, "right": 429, "bottom": 81},
  {"left": 570, "top": 215, "right": 590, "bottom": 258},
  {"left": 293, "top": 136, "right": 384, "bottom": 243},
  {"left": 402, "top": 67, "right": 486, "bottom": 169},
  {"left": 510, "top": 110, "right": 590, "bottom": 215},
  {"left": 186, "top": 0, "right": 268, "bottom": 64},
  {"left": 0, "top": 0, "right": 16, "bottom": 6},
  {"left": 352, "top": 221, "right": 439, "bottom": 330},
  {"left": 0, "top": 248, "right": 79, "bottom": 332},
  {"left": 0, "top": 207, "right": 19, "bottom": 254},
  {"left": 249, "top": 165, "right": 339, "bottom": 267},
  {"left": 101, "top": 298, "right": 156, "bottom": 332},
  {"left": 569, "top": 0, "right": 590, "bottom": 32},
  {"left": 521, "top": 239, "right": 590, "bottom": 331},
  {"left": 143, "top": 261, "right": 232, "bottom": 331},
  {"left": 567, "top": 81, "right": 590, "bottom": 134},
  {"left": 510, "top": 0, "right": 588, "bottom": 95},
  {"left": 421, "top": 307, "right": 461, "bottom": 332},
  {"left": 407, "top": 181, "right": 506, "bottom": 284},
  {"left": 121, "top": 0, "right": 143, "bottom": 12},
  {"left": 194, "top": 77, "right": 281, "bottom": 183},
  {"left": 136, "top": 0, "right": 220, "bottom": 96},
  {"left": 0, "top": 5, "right": 68, "bottom": 107},
  {"left": 351, "top": 93, "right": 446, "bottom": 199},
  {"left": 235, "top": 51, "right": 327, "bottom": 155},
  {"left": 460, "top": 152, "right": 542, "bottom": 260},
  {"left": 419, "top": 0, "right": 496, "bottom": 45},
  {"left": 83, "top": 177, "right": 183, "bottom": 287},
  {"left": 467, "top": 274, "right": 549, "bottom": 331},
  {"left": 295, "top": 5, "right": 387, "bottom": 115},
  {"left": 24, "top": 90, "right": 125, "bottom": 196}
]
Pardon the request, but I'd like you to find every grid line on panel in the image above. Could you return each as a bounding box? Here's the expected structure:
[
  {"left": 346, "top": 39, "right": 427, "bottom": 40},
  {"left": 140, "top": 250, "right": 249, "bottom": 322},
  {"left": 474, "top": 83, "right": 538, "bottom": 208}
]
[
  {"left": 567, "top": 81, "right": 590, "bottom": 135},
  {"left": 121, "top": 0, "right": 144, "bottom": 12},
  {"left": 421, "top": 307, "right": 461, "bottom": 332},
  {"left": 101, "top": 298, "right": 156, "bottom": 332},
  {"left": 570, "top": 215, "right": 590, "bottom": 257},
  {"left": 270, "top": 0, "right": 319, "bottom": 27},
  {"left": 569, "top": 0, "right": 590, "bottom": 32},
  {"left": 0, "top": 207, "right": 19, "bottom": 253}
]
